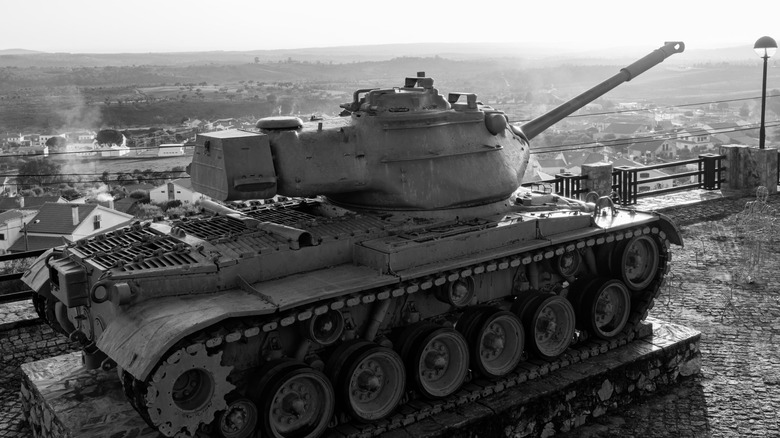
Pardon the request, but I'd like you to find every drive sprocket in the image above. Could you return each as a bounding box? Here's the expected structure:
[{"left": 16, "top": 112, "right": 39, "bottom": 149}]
[{"left": 141, "top": 342, "right": 235, "bottom": 437}]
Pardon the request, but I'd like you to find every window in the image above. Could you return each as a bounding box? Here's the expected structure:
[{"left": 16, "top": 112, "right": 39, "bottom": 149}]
[
  {"left": 0, "top": 233, "right": 4, "bottom": 240},
  {"left": 93, "top": 214, "right": 101, "bottom": 230},
  {"left": 639, "top": 172, "right": 650, "bottom": 179}
]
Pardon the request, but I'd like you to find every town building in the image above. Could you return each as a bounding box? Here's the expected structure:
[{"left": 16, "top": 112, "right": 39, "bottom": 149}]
[
  {"left": 0, "top": 210, "right": 40, "bottom": 254},
  {"left": 7, "top": 203, "right": 133, "bottom": 252},
  {"left": 150, "top": 179, "right": 205, "bottom": 204}
]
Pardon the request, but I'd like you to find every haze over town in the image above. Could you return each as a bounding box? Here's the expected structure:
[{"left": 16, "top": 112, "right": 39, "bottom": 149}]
[{"left": 2, "top": 0, "right": 779, "bottom": 55}]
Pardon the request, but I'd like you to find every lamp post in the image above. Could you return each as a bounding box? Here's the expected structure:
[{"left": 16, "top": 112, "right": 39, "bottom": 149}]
[
  {"left": 22, "top": 219, "right": 40, "bottom": 252},
  {"left": 754, "top": 36, "right": 777, "bottom": 149}
]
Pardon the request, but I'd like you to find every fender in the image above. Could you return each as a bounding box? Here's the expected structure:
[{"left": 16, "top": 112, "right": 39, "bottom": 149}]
[
  {"left": 96, "top": 289, "right": 276, "bottom": 380},
  {"left": 21, "top": 248, "right": 55, "bottom": 297},
  {"left": 656, "top": 213, "right": 684, "bottom": 247}
]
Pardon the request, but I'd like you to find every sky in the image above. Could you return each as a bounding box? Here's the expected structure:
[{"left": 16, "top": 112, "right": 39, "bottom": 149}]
[{"left": 1, "top": 0, "right": 779, "bottom": 54}]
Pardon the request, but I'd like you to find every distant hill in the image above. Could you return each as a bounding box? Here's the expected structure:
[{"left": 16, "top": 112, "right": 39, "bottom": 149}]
[
  {"left": 0, "top": 43, "right": 768, "bottom": 69},
  {"left": 0, "top": 48, "right": 45, "bottom": 55}
]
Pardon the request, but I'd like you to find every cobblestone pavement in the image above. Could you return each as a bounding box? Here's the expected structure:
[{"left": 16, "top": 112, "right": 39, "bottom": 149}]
[{"left": 1, "top": 190, "right": 779, "bottom": 438}]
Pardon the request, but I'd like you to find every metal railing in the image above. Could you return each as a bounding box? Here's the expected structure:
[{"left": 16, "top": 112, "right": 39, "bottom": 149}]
[
  {"left": 0, "top": 249, "right": 45, "bottom": 305},
  {"left": 611, "top": 154, "right": 724, "bottom": 206},
  {"left": 522, "top": 154, "right": 725, "bottom": 207},
  {"left": 521, "top": 173, "right": 589, "bottom": 199}
]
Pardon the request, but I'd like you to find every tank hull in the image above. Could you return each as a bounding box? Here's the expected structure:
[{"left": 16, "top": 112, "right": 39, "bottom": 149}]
[{"left": 25, "top": 195, "right": 680, "bottom": 437}]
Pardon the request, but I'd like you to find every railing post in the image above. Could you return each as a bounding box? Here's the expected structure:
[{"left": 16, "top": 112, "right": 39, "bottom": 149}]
[
  {"left": 613, "top": 166, "right": 635, "bottom": 206},
  {"left": 699, "top": 153, "right": 717, "bottom": 190},
  {"left": 716, "top": 154, "right": 723, "bottom": 189},
  {"left": 555, "top": 172, "right": 577, "bottom": 198}
]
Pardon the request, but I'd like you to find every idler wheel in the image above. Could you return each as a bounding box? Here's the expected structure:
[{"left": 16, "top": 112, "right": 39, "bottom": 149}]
[
  {"left": 436, "top": 277, "right": 476, "bottom": 307},
  {"left": 327, "top": 341, "right": 405, "bottom": 421},
  {"left": 578, "top": 278, "right": 631, "bottom": 340},
  {"left": 215, "top": 396, "right": 258, "bottom": 438},
  {"left": 613, "top": 235, "right": 660, "bottom": 291},
  {"left": 522, "top": 294, "right": 576, "bottom": 360},
  {"left": 458, "top": 308, "right": 524, "bottom": 378},
  {"left": 141, "top": 343, "right": 234, "bottom": 437},
  {"left": 305, "top": 309, "right": 345, "bottom": 346},
  {"left": 405, "top": 325, "right": 469, "bottom": 398},
  {"left": 554, "top": 250, "right": 582, "bottom": 279},
  {"left": 251, "top": 359, "right": 334, "bottom": 438}
]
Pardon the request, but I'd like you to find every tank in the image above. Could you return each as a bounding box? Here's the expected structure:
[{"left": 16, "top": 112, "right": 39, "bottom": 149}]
[{"left": 24, "top": 41, "right": 685, "bottom": 438}]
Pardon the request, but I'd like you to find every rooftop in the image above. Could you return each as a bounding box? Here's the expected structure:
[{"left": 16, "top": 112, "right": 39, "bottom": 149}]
[{"left": 26, "top": 203, "right": 98, "bottom": 234}]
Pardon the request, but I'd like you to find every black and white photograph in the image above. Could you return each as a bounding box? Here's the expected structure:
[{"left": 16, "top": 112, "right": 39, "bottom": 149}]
[{"left": 1, "top": 1, "right": 779, "bottom": 437}]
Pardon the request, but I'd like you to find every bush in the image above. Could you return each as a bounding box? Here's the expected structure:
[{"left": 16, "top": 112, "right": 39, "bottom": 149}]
[
  {"left": 136, "top": 203, "right": 163, "bottom": 220},
  {"left": 128, "top": 189, "right": 150, "bottom": 202},
  {"left": 166, "top": 204, "right": 199, "bottom": 218},
  {"left": 161, "top": 200, "right": 182, "bottom": 211}
]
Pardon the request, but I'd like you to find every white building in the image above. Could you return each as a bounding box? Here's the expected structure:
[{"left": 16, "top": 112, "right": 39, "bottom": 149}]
[
  {"left": 150, "top": 179, "right": 205, "bottom": 204},
  {"left": 0, "top": 210, "right": 39, "bottom": 254},
  {"left": 7, "top": 203, "right": 133, "bottom": 252}
]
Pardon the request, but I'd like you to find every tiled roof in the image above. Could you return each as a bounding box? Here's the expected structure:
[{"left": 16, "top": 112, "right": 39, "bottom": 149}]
[
  {"left": 8, "top": 235, "right": 68, "bottom": 252},
  {"left": 536, "top": 159, "right": 567, "bottom": 169},
  {"left": 0, "top": 210, "right": 27, "bottom": 224},
  {"left": 0, "top": 198, "right": 21, "bottom": 211},
  {"left": 112, "top": 198, "right": 139, "bottom": 214},
  {"left": 0, "top": 210, "right": 35, "bottom": 224},
  {"left": 629, "top": 139, "right": 666, "bottom": 153},
  {"left": 23, "top": 196, "right": 64, "bottom": 208},
  {"left": 26, "top": 203, "right": 98, "bottom": 234},
  {"left": 173, "top": 178, "right": 192, "bottom": 190}
]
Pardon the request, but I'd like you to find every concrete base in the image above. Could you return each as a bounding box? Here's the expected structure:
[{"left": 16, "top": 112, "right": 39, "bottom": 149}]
[
  {"left": 720, "top": 145, "right": 779, "bottom": 195},
  {"left": 20, "top": 317, "right": 701, "bottom": 438}
]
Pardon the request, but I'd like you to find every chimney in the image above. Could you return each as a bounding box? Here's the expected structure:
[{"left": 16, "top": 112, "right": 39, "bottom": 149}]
[
  {"left": 18, "top": 196, "right": 23, "bottom": 209},
  {"left": 71, "top": 205, "right": 79, "bottom": 226},
  {"left": 109, "top": 198, "right": 115, "bottom": 210}
]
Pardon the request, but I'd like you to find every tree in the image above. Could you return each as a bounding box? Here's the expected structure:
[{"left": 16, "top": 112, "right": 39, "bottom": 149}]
[
  {"left": 45, "top": 136, "right": 67, "bottom": 148},
  {"left": 18, "top": 159, "right": 62, "bottom": 188},
  {"left": 96, "top": 130, "right": 123, "bottom": 145}
]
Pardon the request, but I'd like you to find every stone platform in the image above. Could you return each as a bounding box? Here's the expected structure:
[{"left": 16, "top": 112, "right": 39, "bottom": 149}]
[{"left": 19, "top": 317, "right": 700, "bottom": 438}]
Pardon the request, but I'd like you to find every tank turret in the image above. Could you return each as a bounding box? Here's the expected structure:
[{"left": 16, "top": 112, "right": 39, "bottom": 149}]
[{"left": 189, "top": 42, "right": 684, "bottom": 213}]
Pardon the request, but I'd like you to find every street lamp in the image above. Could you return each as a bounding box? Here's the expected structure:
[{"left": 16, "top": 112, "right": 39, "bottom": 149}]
[
  {"left": 23, "top": 219, "right": 40, "bottom": 252},
  {"left": 754, "top": 36, "right": 777, "bottom": 149}
]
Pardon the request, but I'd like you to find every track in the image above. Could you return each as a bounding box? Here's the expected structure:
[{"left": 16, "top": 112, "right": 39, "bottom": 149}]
[{"left": 117, "top": 224, "right": 670, "bottom": 438}]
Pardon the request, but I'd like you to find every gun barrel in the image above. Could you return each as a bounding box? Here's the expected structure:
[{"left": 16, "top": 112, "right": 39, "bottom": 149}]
[{"left": 517, "top": 41, "right": 684, "bottom": 141}]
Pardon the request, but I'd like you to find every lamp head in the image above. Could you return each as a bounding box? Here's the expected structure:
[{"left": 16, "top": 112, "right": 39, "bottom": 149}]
[{"left": 754, "top": 36, "right": 778, "bottom": 58}]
